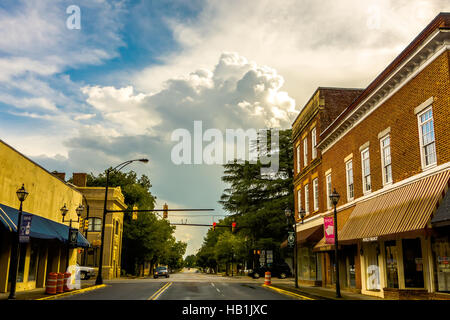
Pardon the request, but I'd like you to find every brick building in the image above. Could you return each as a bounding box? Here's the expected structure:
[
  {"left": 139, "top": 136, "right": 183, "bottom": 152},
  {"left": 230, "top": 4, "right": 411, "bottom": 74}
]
[{"left": 292, "top": 13, "right": 450, "bottom": 299}]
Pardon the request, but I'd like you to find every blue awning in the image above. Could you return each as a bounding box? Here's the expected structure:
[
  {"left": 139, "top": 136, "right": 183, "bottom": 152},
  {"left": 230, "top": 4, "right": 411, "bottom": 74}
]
[{"left": 0, "top": 203, "right": 90, "bottom": 248}]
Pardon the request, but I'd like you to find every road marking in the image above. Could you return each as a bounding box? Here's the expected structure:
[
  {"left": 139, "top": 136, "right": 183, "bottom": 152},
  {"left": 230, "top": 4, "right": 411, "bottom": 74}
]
[
  {"left": 147, "top": 282, "right": 172, "bottom": 300},
  {"left": 262, "top": 284, "right": 315, "bottom": 300},
  {"left": 36, "top": 284, "right": 107, "bottom": 300},
  {"left": 211, "top": 283, "right": 215, "bottom": 287},
  {"left": 216, "top": 288, "right": 220, "bottom": 293}
]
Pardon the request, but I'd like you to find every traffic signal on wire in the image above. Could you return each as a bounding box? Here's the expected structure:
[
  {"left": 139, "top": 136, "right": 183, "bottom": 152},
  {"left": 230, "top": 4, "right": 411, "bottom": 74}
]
[
  {"left": 232, "top": 222, "right": 236, "bottom": 233},
  {"left": 84, "top": 219, "right": 89, "bottom": 230},
  {"left": 79, "top": 217, "right": 83, "bottom": 229},
  {"left": 213, "top": 222, "right": 216, "bottom": 231},
  {"left": 163, "top": 203, "right": 168, "bottom": 219}
]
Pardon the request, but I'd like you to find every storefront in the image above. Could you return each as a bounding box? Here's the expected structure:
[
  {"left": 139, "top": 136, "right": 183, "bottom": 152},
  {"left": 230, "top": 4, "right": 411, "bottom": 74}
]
[{"left": 296, "top": 224, "right": 323, "bottom": 285}]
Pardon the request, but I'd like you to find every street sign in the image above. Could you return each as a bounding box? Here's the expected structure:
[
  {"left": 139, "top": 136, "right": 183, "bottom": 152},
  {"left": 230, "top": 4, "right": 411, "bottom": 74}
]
[
  {"left": 19, "top": 214, "right": 32, "bottom": 243},
  {"left": 324, "top": 217, "right": 335, "bottom": 244},
  {"left": 287, "top": 231, "right": 295, "bottom": 248},
  {"left": 259, "top": 250, "right": 265, "bottom": 265},
  {"left": 266, "top": 250, "right": 273, "bottom": 264}
]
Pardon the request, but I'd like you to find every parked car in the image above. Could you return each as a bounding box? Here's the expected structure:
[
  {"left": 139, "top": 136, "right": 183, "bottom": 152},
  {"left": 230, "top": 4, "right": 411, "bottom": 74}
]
[
  {"left": 77, "top": 264, "right": 95, "bottom": 280},
  {"left": 248, "top": 262, "right": 292, "bottom": 279},
  {"left": 154, "top": 266, "right": 170, "bottom": 278}
]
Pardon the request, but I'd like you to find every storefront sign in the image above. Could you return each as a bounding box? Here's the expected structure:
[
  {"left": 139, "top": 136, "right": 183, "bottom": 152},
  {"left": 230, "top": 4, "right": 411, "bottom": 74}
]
[
  {"left": 324, "top": 217, "right": 334, "bottom": 244},
  {"left": 363, "top": 237, "right": 378, "bottom": 242},
  {"left": 287, "top": 231, "right": 295, "bottom": 248},
  {"left": 19, "top": 214, "right": 32, "bottom": 243},
  {"left": 68, "top": 228, "right": 78, "bottom": 247}
]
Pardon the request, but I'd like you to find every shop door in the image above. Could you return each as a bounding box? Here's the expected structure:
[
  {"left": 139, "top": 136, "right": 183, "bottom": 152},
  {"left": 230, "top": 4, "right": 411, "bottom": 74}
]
[
  {"left": 432, "top": 236, "right": 450, "bottom": 292},
  {"left": 365, "top": 243, "right": 380, "bottom": 290},
  {"left": 402, "top": 238, "right": 424, "bottom": 288}
]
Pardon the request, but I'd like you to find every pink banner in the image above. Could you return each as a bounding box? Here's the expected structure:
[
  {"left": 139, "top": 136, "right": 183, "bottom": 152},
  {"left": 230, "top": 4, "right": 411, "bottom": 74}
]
[{"left": 324, "top": 217, "right": 335, "bottom": 244}]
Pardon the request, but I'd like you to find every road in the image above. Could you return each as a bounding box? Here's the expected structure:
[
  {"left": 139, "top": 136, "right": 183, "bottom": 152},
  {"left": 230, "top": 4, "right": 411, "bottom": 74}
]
[{"left": 60, "top": 270, "right": 311, "bottom": 300}]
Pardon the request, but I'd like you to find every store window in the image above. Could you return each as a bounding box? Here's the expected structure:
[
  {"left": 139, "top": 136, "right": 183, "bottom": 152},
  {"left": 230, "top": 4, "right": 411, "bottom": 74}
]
[
  {"left": 88, "top": 217, "right": 102, "bottom": 232},
  {"left": 27, "top": 241, "right": 40, "bottom": 281},
  {"left": 17, "top": 243, "right": 27, "bottom": 283},
  {"left": 384, "top": 240, "right": 399, "bottom": 288},
  {"left": 432, "top": 233, "right": 450, "bottom": 292},
  {"left": 365, "top": 242, "right": 380, "bottom": 290},
  {"left": 299, "top": 246, "right": 319, "bottom": 281},
  {"left": 402, "top": 238, "right": 424, "bottom": 288}
]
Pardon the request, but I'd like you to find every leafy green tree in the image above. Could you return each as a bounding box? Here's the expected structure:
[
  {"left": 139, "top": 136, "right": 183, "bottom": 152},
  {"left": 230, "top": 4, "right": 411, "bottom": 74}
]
[{"left": 184, "top": 255, "right": 197, "bottom": 268}]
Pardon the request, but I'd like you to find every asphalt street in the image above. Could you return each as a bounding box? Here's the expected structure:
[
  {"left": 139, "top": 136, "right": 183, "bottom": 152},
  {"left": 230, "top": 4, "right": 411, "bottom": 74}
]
[{"left": 60, "top": 271, "right": 306, "bottom": 300}]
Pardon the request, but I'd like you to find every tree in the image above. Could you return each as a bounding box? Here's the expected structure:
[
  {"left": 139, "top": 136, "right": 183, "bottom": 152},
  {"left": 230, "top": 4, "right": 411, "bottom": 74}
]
[{"left": 184, "top": 255, "right": 197, "bottom": 268}]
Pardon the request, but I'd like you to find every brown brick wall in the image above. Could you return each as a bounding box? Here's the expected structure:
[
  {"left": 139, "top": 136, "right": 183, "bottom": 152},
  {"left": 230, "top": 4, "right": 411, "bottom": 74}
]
[{"left": 322, "top": 51, "right": 450, "bottom": 206}]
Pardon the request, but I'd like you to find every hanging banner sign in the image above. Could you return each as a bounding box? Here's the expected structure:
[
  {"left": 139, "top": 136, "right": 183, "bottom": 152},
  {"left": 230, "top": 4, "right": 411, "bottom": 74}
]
[
  {"left": 19, "top": 214, "right": 32, "bottom": 243},
  {"left": 287, "top": 231, "right": 295, "bottom": 248},
  {"left": 324, "top": 217, "right": 335, "bottom": 244}
]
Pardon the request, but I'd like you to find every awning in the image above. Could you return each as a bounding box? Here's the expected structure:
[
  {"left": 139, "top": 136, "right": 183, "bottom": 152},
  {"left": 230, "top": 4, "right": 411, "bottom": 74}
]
[
  {"left": 339, "top": 170, "right": 450, "bottom": 241},
  {"left": 0, "top": 203, "right": 90, "bottom": 248},
  {"left": 431, "top": 189, "right": 450, "bottom": 227},
  {"left": 281, "top": 224, "right": 323, "bottom": 248}
]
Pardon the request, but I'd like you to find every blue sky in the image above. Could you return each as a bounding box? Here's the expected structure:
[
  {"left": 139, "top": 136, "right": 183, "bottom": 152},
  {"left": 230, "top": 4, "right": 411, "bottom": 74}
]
[{"left": 0, "top": 0, "right": 448, "bottom": 256}]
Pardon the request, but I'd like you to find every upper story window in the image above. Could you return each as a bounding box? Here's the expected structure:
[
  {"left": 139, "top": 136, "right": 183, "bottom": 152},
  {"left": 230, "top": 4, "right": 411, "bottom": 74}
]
[
  {"left": 326, "top": 174, "right": 332, "bottom": 210},
  {"left": 304, "top": 184, "right": 310, "bottom": 214},
  {"left": 311, "top": 127, "right": 317, "bottom": 160},
  {"left": 313, "top": 178, "right": 319, "bottom": 212},
  {"left": 115, "top": 220, "right": 119, "bottom": 235},
  {"left": 296, "top": 145, "right": 301, "bottom": 173},
  {"left": 303, "top": 137, "right": 308, "bottom": 167},
  {"left": 418, "top": 107, "right": 436, "bottom": 169},
  {"left": 380, "top": 135, "right": 392, "bottom": 185},
  {"left": 361, "top": 148, "right": 371, "bottom": 194},
  {"left": 346, "top": 160, "right": 354, "bottom": 201},
  {"left": 88, "top": 217, "right": 102, "bottom": 232},
  {"left": 297, "top": 188, "right": 302, "bottom": 213}
]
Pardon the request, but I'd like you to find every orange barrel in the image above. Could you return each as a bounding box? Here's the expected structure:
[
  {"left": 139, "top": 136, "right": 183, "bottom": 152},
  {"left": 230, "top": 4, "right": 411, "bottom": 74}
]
[
  {"left": 63, "top": 272, "right": 72, "bottom": 292},
  {"left": 56, "top": 273, "right": 64, "bottom": 293},
  {"left": 45, "top": 272, "right": 58, "bottom": 294},
  {"left": 264, "top": 271, "right": 271, "bottom": 285}
]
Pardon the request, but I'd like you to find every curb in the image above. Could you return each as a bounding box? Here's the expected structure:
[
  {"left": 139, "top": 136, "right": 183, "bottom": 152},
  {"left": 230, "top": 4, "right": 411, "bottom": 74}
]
[
  {"left": 262, "top": 284, "right": 316, "bottom": 300},
  {"left": 36, "top": 284, "right": 107, "bottom": 300}
]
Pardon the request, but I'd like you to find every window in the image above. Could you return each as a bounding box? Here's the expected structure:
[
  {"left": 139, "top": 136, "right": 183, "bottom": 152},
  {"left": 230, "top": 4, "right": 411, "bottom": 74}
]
[
  {"left": 361, "top": 148, "right": 371, "bottom": 193},
  {"left": 28, "top": 241, "right": 40, "bottom": 281},
  {"left": 346, "top": 160, "right": 354, "bottom": 200},
  {"left": 326, "top": 174, "right": 332, "bottom": 209},
  {"left": 304, "top": 184, "right": 310, "bottom": 214},
  {"left": 303, "top": 137, "right": 308, "bottom": 167},
  {"left": 297, "top": 188, "right": 302, "bottom": 213},
  {"left": 418, "top": 107, "right": 436, "bottom": 168},
  {"left": 296, "top": 145, "right": 301, "bottom": 173},
  {"left": 402, "top": 238, "right": 424, "bottom": 288},
  {"left": 385, "top": 240, "right": 399, "bottom": 288},
  {"left": 311, "top": 127, "right": 317, "bottom": 159},
  {"left": 115, "top": 220, "right": 119, "bottom": 235},
  {"left": 313, "top": 178, "right": 319, "bottom": 211},
  {"left": 88, "top": 217, "right": 102, "bottom": 232},
  {"left": 380, "top": 135, "right": 392, "bottom": 185}
]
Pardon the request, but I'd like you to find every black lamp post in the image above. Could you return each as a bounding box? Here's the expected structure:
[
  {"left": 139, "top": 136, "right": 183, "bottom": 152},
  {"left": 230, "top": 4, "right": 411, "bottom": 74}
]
[
  {"left": 81, "top": 195, "right": 90, "bottom": 265},
  {"left": 61, "top": 203, "right": 83, "bottom": 270},
  {"left": 96, "top": 158, "right": 149, "bottom": 285},
  {"left": 285, "top": 208, "right": 300, "bottom": 288},
  {"left": 329, "top": 188, "right": 341, "bottom": 298},
  {"left": 8, "top": 184, "right": 29, "bottom": 299}
]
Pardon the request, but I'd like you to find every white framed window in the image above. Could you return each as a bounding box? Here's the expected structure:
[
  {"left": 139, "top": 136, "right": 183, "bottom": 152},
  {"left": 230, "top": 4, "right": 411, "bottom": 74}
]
[
  {"left": 326, "top": 174, "right": 332, "bottom": 209},
  {"left": 311, "top": 127, "right": 317, "bottom": 159},
  {"left": 346, "top": 160, "right": 354, "bottom": 201},
  {"left": 296, "top": 145, "right": 301, "bottom": 173},
  {"left": 303, "top": 137, "right": 308, "bottom": 167},
  {"left": 313, "top": 178, "right": 319, "bottom": 211},
  {"left": 417, "top": 107, "right": 436, "bottom": 169},
  {"left": 304, "top": 184, "right": 310, "bottom": 214},
  {"left": 380, "top": 135, "right": 392, "bottom": 185},
  {"left": 361, "top": 148, "right": 371, "bottom": 193},
  {"left": 297, "top": 188, "right": 302, "bottom": 213},
  {"left": 88, "top": 217, "right": 102, "bottom": 232}
]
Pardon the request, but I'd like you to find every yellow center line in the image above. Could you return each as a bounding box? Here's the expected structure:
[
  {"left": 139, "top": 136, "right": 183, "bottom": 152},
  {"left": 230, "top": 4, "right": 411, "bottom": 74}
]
[
  {"left": 147, "top": 282, "right": 172, "bottom": 300},
  {"left": 262, "top": 284, "right": 315, "bottom": 300}
]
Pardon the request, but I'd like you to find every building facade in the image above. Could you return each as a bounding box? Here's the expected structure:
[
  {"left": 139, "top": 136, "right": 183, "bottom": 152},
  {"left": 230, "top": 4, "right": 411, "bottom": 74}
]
[
  {"left": 292, "top": 13, "right": 450, "bottom": 299},
  {"left": 0, "top": 140, "right": 88, "bottom": 293},
  {"left": 71, "top": 173, "right": 126, "bottom": 280}
]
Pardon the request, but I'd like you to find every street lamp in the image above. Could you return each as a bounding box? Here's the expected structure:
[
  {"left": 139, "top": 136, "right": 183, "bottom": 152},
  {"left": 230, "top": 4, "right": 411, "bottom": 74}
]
[
  {"left": 8, "top": 184, "right": 29, "bottom": 299},
  {"left": 285, "top": 208, "right": 298, "bottom": 288},
  {"left": 61, "top": 204, "right": 83, "bottom": 270},
  {"left": 96, "top": 158, "right": 149, "bottom": 285},
  {"left": 329, "top": 188, "right": 341, "bottom": 298}
]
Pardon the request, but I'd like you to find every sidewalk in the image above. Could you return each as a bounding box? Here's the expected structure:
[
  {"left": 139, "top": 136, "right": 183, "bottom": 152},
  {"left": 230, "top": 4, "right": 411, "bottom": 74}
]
[
  {"left": 0, "top": 280, "right": 97, "bottom": 300},
  {"left": 267, "top": 282, "right": 382, "bottom": 300}
]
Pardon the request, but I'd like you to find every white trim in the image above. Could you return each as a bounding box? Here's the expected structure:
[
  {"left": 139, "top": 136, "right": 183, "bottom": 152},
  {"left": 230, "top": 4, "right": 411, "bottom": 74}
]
[
  {"left": 304, "top": 183, "right": 310, "bottom": 214},
  {"left": 414, "top": 96, "right": 434, "bottom": 115},
  {"left": 320, "top": 37, "right": 449, "bottom": 154},
  {"left": 361, "top": 147, "right": 372, "bottom": 195},
  {"left": 313, "top": 177, "right": 319, "bottom": 212},
  {"left": 344, "top": 153, "right": 353, "bottom": 162},
  {"left": 380, "top": 134, "right": 393, "bottom": 186},
  {"left": 377, "top": 127, "right": 391, "bottom": 140},
  {"left": 325, "top": 173, "right": 332, "bottom": 210},
  {"left": 303, "top": 137, "right": 308, "bottom": 167},
  {"left": 417, "top": 105, "right": 437, "bottom": 171},
  {"left": 346, "top": 159, "right": 354, "bottom": 202},
  {"left": 359, "top": 141, "right": 370, "bottom": 152},
  {"left": 311, "top": 127, "right": 317, "bottom": 160}
]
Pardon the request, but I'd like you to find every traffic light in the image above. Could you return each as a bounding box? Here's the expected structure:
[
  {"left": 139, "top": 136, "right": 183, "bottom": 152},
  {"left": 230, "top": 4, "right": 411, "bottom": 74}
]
[
  {"left": 232, "top": 222, "right": 236, "bottom": 233},
  {"left": 79, "top": 217, "right": 83, "bottom": 229},
  {"left": 84, "top": 219, "right": 89, "bottom": 230},
  {"left": 163, "top": 203, "right": 168, "bottom": 219},
  {"left": 213, "top": 222, "right": 217, "bottom": 231}
]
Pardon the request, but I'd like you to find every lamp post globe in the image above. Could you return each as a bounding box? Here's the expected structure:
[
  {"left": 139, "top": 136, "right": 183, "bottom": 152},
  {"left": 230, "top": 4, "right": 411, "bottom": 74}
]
[
  {"left": 329, "top": 188, "right": 340, "bottom": 206},
  {"left": 60, "top": 204, "right": 68, "bottom": 218},
  {"left": 299, "top": 208, "right": 306, "bottom": 222},
  {"left": 16, "top": 184, "right": 29, "bottom": 202},
  {"left": 76, "top": 204, "right": 84, "bottom": 219},
  {"left": 284, "top": 208, "right": 292, "bottom": 218}
]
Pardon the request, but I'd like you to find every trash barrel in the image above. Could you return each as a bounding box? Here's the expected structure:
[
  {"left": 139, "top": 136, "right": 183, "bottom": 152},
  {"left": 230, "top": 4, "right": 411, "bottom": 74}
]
[
  {"left": 56, "top": 273, "right": 64, "bottom": 293},
  {"left": 264, "top": 271, "right": 271, "bottom": 285},
  {"left": 45, "top": 272, "right": 58, "bottom": 294}
]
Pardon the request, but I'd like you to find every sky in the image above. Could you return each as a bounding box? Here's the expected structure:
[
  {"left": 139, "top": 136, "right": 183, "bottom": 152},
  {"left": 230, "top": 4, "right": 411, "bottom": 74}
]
[{"left": 0, "top": 0, "right": 448, "bottom": 257}]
